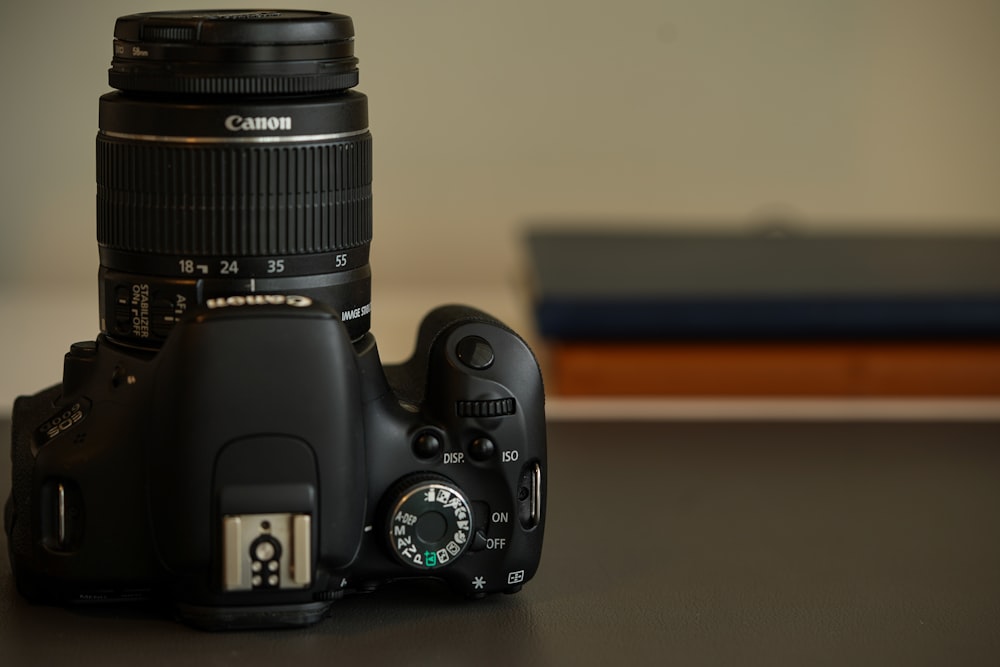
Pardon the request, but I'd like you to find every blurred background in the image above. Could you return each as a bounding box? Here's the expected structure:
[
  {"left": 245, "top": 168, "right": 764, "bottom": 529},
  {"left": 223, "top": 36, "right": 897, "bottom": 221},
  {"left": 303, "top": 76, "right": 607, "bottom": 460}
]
[{"left": 1, "top": 0, "right": 1000, "bottom": 410}]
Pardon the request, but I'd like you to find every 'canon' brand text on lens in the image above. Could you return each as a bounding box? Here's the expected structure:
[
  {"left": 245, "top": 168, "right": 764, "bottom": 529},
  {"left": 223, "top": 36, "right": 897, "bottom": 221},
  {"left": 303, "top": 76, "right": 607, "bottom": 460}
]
[
  {"left": 206, "top": 294, "right": 313, "bottom": 309},
  {"left": 224, "top": 115, "right": 292, "bottom": 132}
]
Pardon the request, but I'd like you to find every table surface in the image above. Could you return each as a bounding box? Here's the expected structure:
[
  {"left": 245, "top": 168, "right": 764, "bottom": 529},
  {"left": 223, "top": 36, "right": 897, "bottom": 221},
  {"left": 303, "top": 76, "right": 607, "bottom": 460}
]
[{"left": 2, "top": 418, "right": 1000, "bottom": 665}]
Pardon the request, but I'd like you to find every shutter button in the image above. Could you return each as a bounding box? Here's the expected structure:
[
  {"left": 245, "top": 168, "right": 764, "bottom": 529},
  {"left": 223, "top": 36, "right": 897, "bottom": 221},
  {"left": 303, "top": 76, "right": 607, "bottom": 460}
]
[{"left": 455, "top": 336, "right": 494, "bottom": 370}]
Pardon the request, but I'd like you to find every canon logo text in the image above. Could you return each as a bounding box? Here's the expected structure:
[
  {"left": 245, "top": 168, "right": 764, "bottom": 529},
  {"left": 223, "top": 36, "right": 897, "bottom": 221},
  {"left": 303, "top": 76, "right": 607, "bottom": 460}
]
[{"left": 224, "top": 115, "right": 292, "bottom": 132}]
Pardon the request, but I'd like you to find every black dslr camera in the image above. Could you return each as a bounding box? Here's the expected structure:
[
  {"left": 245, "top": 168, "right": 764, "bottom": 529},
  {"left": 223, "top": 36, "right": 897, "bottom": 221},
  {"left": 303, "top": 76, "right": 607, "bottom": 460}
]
[{"left": 5, "top": 10, "right": 546, "bottom": 629}]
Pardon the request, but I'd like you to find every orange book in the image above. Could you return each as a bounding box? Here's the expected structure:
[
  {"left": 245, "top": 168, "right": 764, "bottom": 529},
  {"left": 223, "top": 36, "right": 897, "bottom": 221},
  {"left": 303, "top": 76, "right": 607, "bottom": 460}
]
[{"left": 545, "top": 341, "right": 1000, "bottom": 397}]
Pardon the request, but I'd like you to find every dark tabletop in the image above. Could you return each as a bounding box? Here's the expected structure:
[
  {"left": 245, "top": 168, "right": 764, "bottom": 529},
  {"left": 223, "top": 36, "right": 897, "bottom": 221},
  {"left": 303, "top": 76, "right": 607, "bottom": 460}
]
[{"left": 2, "top": 417, "right": 1000, "bottom": 665}]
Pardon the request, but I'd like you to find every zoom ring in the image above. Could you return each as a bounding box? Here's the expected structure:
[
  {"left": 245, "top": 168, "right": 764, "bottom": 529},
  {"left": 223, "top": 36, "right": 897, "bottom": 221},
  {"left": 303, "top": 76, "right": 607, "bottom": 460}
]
[{"left": 97, "top": 133, "right": 372, "bottom": 257}]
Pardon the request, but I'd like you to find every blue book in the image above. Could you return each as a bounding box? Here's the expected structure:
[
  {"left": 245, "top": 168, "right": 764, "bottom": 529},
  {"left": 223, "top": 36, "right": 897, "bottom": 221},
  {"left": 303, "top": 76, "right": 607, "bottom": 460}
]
[{"left": 525, "top": 229, "right": 1000, "bottom": 341}]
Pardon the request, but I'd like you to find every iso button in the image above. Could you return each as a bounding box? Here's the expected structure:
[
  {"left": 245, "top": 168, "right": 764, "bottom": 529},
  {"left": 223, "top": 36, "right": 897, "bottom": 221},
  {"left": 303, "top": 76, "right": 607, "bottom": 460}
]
[{"left": 386, "top": 476, "right": 474, "bottom": 570}]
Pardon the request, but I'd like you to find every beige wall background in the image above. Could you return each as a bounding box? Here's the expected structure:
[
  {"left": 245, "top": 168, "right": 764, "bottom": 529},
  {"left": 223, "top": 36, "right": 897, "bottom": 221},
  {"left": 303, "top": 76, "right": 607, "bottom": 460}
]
[{"left": 1, "top": 0, "right": 999, "bottom": 288}]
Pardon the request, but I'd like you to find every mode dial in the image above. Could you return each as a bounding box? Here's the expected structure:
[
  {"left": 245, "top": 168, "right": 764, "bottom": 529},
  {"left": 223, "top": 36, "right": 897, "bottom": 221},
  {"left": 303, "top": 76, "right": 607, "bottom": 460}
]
[{"left": 385, "top": 475, "right": 473, "bottom": 570}]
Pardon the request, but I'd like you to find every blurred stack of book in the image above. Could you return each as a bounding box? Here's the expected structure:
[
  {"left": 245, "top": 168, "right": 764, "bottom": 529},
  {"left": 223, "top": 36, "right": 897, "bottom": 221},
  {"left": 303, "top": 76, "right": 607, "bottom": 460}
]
[{"left": 525, "top": 228, "right": 1000, "bottom": 397}]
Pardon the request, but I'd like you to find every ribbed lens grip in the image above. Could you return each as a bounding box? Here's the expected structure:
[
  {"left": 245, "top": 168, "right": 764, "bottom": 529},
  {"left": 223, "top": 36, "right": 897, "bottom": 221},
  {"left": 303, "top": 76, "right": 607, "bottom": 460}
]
[
  {"left": 97, "top": 133, "right": 372, "bottom": 257},
  {"left": 107, "top": 71, "right": 360, "bottom": 95}
]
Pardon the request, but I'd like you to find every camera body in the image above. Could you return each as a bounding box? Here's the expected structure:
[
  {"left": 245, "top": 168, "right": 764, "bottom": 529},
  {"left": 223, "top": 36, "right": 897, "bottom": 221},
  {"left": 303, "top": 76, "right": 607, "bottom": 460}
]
[
  {"left": 4, "top": 10, "right": 546, "bottom": 629},
  {"left": 8, "top": 300, "right": 545, "bottom": 628}
]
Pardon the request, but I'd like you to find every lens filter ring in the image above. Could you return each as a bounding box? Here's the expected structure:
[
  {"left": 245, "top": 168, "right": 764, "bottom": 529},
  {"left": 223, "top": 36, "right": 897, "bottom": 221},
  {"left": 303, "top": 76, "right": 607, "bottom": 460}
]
[{"left": 110, "top": 10, "right": 359, "bottom": 94}]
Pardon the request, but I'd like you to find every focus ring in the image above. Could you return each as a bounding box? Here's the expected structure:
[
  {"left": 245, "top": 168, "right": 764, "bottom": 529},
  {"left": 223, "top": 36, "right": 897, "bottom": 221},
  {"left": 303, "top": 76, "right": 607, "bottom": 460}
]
[
  {"left": 108, "top": 71, "right": 360, "bottom": 95},
  {"left": 97, "top": 133, "right": 372, "bottom": 256}
]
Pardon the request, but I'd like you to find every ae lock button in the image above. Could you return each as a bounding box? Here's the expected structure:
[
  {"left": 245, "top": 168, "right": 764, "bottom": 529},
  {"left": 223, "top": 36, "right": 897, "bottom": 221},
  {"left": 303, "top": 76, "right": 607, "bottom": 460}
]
[{"left": 386, "top": 475, "right": 473, "bottom": 570}]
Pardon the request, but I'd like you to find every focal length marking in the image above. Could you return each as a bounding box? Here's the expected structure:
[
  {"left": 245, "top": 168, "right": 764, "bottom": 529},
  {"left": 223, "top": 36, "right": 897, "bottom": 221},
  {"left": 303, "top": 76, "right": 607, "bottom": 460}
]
[
  {"left": 99, "top": 127, "right": 369, "bottom": 144},
  {"left": 176, "top": 254, "right": 351, "bottom": 277},
  {"left": 100, "top": 248, "right": 369, "bottom": 279}
]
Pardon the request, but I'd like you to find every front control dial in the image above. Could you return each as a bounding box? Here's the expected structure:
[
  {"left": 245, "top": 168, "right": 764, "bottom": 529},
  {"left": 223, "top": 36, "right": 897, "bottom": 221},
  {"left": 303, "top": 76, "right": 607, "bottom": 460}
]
[{"left": 386, "top": 475, "right": 474, "bottom": 570}]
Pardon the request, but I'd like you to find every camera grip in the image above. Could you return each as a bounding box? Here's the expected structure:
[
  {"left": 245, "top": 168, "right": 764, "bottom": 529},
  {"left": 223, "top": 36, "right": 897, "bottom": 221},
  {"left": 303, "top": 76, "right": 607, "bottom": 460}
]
[{"left": 7, "top": 387, "right": 63, "bottom": 592}]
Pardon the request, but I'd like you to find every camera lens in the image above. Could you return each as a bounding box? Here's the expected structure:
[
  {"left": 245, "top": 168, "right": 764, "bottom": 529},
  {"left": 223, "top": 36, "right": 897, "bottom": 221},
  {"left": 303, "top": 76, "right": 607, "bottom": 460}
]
[{"left": 97, "top": 10, "right": 373, "bottom": 347}]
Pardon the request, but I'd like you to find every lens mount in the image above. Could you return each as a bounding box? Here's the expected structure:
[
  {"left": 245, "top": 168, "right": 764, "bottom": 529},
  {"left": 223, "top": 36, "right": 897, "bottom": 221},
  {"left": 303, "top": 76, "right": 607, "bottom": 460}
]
[{"left": 110, "top": 10, "right": 359, "bottom": 94}]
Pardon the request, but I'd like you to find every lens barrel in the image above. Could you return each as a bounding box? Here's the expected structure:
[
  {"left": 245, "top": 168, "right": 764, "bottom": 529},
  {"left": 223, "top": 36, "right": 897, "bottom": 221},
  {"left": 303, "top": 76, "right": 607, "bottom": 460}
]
[{"left": 97, "top": 11, "right": 373, "bottom": 347}]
